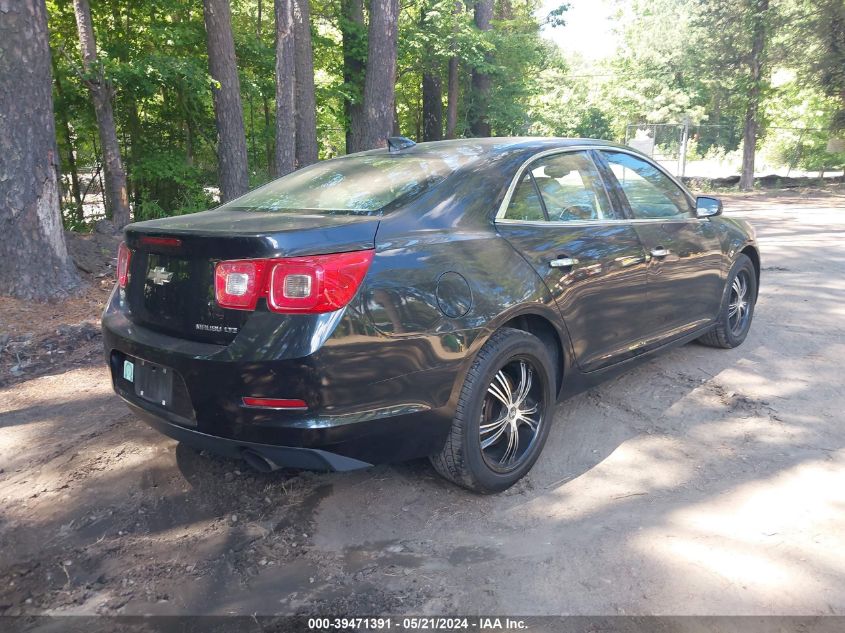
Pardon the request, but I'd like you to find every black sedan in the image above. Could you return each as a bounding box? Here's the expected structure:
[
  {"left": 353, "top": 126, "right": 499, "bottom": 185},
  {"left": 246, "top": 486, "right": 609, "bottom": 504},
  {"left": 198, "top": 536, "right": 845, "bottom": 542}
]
[{"left": 102, "top": 137, "right": 759, "bottom": 493}]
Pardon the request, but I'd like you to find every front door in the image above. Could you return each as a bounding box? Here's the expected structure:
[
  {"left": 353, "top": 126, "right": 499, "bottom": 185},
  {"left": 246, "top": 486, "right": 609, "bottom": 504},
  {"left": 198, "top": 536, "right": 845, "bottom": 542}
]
[
  {"left": 495, "top": 150, "right": 650, "bottom": 372},
  {"left": 599, "top": 150, "right": 723, "bottom": 342}
]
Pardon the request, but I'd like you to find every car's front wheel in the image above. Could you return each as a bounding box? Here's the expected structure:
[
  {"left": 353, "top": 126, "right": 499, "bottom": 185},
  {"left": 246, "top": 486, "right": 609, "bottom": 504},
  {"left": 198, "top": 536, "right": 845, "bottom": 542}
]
[
  {"left": 699, "top": 253, "right": 757, "bottom": 348},
  {"left": 430, "top": 327, "right": 555, "bottom": 493}
]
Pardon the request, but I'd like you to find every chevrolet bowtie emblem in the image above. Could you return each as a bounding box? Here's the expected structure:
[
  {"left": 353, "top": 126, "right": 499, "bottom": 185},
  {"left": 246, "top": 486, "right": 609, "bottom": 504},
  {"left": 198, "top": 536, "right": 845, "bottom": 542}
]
[{"left": 147, "top": 266, "right": 174, "bottom": 286}]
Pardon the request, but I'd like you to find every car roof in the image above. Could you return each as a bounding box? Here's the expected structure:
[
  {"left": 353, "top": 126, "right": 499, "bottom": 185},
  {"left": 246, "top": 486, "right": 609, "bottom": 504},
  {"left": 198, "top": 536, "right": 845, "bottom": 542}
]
[
  {"left": 349, "top": 137, "right": 640, "bottom": 169},
  {"left": 411, "top": 137, "right": 620, "bottom": 152}
]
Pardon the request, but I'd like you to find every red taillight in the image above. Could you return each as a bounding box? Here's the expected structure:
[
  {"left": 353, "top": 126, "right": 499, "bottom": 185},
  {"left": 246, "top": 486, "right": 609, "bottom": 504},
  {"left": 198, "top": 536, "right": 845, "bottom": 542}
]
[
  {"left": 214, "top": 260, "right": 268, "bottom": 310},
  {"left": 117, "top": 242, "right": 131, "bottom": 288},
  {"left": 242, "top": 397, "right": 308, "bottom": 410},
  {"left": 213, "top": 250, "right": 374, "bottom": 314},
  {"left": 268, "top": 250, "right": 374, "bottom": 313}
]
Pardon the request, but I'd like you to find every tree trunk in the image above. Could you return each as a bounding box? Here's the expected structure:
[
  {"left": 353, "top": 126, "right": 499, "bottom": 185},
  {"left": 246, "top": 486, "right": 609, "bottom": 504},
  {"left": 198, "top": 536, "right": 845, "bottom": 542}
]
[
  {"left": 185, "top": 117, "right": 195, "bottom": 166},
  {"left": 739, "top": 101, "right": 759, "bottom": 191},
  {"left": 445, "top": 1, "right": 462, "bottom": 139},
  {"left": 73, "top": 0, "right": 131, "bottom": 228},
  {"left": 175, "top": 83, "right": 195, "bottom": 169},
  {"left": 256, "top": 0, "right": 276, "bottom": 176},
  {"left": 275, "top": 0, "right": 297, "bottom": 176},
  {"left": 446, "top": 54, "right": 460, "bottom": 138},
  {"left": 422, "top": 73, "right": 443, "bottom": 141},
  {"left": 110, "top": 3, "right": 141, "bottom": 213},
  {"left": 0, "top": 0, "right": 79, "bottom": 299},
  {"left": 52, "top": 54, "right": 84, "bottom": 222},
  {"left": 264, "top": 97, "right": 275, "bottom": 177},
  {"left": 817, "top": 0, "right": 845, "bottom": 134},
  {"left": 739, "top": 0, "right": 769, "bottom": 191},
  {"left": 838, "top": 87, "right": 845, "bottom": 135},
  {"left": 341, "top": 0, "right": 366, "bottom": 153},
  {"left": 248, "top": 93, "right": 257, "bottom": 166},
  {"left": 358, "top": 0, "right": 400, "bottom": 150},
  {"left": 203, "top": 0, "right": 250, "bottom": 201},
  {"left": 126, "top": 100, "right": 143, "bottom": 211},
  {"left": 469, "top": 0, "right": 493, "bottom": 137},
  {"left": 172, "top": 8, "right": 195, "bottom": 175},
  {"left": 293, "top": 0, "right": 319, "bottom": 166},
  {"left": 419, "top": 2, "right": 442, "bottom": 142},
  {"left": 496, "top": 0, "right": 512, "bottom": 20}
]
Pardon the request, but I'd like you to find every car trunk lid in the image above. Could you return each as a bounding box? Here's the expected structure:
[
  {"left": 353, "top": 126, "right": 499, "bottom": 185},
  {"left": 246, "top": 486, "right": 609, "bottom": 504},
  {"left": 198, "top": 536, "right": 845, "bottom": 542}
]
[{"left": 123, "top": 209, "right": 380, "bottom": 344}]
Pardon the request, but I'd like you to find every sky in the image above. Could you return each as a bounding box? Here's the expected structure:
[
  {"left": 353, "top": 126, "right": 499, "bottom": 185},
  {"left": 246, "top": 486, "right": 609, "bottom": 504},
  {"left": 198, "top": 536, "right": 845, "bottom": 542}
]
[{"left": 538, "top": 0, "right": 620, "bottom": 61}]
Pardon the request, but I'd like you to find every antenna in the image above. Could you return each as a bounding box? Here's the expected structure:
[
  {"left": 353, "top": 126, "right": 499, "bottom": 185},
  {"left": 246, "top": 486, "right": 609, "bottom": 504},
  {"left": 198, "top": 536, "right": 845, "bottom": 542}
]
[{"left": 387, "top": 136, "right": 417, "bottom": 153}]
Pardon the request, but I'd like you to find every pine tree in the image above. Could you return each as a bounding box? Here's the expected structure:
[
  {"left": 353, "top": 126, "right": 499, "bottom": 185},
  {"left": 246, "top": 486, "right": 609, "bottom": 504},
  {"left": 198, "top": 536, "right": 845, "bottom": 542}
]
[
  {"left": 0, "top": 0, "right": 79, "bottom": 299},
  {"left": 203, "top": 0, "right": 250, "bottom": 200}
]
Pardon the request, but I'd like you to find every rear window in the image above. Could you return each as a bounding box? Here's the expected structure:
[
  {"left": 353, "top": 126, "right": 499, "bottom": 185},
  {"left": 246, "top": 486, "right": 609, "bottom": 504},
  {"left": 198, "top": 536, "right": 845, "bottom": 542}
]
[{"left": 223, "top": 154, "right": 459, "bottom": 214}]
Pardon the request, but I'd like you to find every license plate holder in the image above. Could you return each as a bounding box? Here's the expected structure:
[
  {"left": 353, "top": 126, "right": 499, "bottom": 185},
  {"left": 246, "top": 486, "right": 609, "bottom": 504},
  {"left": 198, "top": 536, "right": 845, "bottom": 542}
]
[{"left": 133, "top": 359, "right": 174, "bottom": 408}]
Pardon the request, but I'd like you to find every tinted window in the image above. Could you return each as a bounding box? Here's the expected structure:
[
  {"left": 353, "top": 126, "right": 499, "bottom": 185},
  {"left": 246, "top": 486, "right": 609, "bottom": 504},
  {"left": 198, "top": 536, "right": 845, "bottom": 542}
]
[
  {"left": 504, "top": 173, "right": 546, "bottom": 221},
  {"left": 603, "top": 151, "right": 693, "bottom": 219},
  {"left": 224, "top": 154, "right": 462, "bottom": 213},
  {"left": 530, "top": 152, "right": 612, "bottom": 222}
]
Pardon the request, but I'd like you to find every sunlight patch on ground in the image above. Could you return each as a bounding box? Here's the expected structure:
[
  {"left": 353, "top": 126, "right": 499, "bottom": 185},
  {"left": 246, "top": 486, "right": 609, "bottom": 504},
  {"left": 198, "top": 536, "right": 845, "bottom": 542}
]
[
  {"left": 0, "top": 366, "right": 112, "bottom": 412},
  {"left": 688, "top": 416, "right": 813, "bottom": 445},
  {"left": 0, "top": 367, "right": 116, "bottom": 471},
  {"left": 0, "top": 441, "right": 154, "bottom": 508},
  {"left": 519, "top": 436, "right": 693, "bottom": 519},
  {"left": 633, "top": 454, "right": 845, "bottom": 605}
]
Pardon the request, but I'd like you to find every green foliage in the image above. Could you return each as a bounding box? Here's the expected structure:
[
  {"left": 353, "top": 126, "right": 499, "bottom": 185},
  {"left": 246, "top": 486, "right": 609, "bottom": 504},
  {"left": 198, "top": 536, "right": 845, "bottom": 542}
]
[
  {"left": 600, "top": 0, "right": 707, "bottom": 134},
  {"left": 544, "top": 3, "right": 570, "bottom": 29},
  {"left": 392, "top": 0, "right": 558, "bottom": 139},
  {"left": 801, "top": 0, "right": 845, "bottom": 133},
  {"left": 132, "top": 150, "right": 214, "bottom": 220},
  {"left": 527, "top": 64, "right": 619, "bottom": 140},
  {"left": 761, "top": 70, "right": 845, "bottom": 171},
  {"left": 486, "top": 6, "right": 559, "bottom": 135},
  {"left": 46, "top": 0, "right": 845, "bottom": 230},
  {"left": 61, "top": 203, "right": 93, "bottom": 232},
  {"left": 573, "top": 107, "right": 613, "bottom": 140}
]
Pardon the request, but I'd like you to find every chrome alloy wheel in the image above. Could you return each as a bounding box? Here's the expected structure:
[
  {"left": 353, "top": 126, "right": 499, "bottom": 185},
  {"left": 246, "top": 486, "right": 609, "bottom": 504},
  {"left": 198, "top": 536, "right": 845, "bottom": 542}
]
[
  {"left": 728, "top": 270, "right": 752, "bottom": 335},
  {"left": 479, "top": 358, "right": 545, "bottom": 473}
]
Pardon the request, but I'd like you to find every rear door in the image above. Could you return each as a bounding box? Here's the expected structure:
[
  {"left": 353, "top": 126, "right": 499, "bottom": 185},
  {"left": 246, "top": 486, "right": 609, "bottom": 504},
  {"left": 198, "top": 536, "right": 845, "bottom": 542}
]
[
  {"left": 598, "top": 150, "right": 723, "bottom": 340},
  {"left": 495, "top": 150, "right": 650, "bottom": 372}
]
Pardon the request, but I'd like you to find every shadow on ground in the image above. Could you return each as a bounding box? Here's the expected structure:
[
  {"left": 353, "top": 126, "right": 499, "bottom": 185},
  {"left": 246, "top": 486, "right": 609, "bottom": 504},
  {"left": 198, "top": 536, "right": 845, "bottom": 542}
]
[{"left": 0, "top": 190, "right": 843, "bottom": 615}]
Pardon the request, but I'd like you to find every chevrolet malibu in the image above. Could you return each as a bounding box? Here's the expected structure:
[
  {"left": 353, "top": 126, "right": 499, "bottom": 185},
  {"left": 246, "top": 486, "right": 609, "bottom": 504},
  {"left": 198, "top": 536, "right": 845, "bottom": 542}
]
[{"left": 102, "top": 137, "right": 759, "bottom": 493}]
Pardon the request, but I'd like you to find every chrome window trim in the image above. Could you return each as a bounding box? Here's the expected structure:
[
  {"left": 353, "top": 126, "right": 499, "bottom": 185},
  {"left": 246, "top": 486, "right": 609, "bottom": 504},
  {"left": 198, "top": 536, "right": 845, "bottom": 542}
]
[
  {"left": 496, "top": 217, "right": 706, "bottom": 227},
  {"left": 494, "top": 144, "right": 696, "bottom": 224}
]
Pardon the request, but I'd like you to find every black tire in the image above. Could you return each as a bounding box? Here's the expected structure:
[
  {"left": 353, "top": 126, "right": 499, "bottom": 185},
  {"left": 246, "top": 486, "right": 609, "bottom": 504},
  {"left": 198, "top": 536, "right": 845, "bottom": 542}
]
[
  {"left": 699, "top": 254, "right": 757, "bottom": 349},
  {"left": 430, "top": 327, "right": 555, "bottom": 493}
]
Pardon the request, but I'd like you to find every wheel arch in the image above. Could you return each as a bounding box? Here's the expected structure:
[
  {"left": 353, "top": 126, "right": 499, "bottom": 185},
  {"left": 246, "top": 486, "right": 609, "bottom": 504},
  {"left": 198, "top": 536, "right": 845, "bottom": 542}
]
[
  {"left": 449, "top": 303, "right": 573, "bottom": 408},
  {"left": 499, "top": 313, "right": 567, "bottom": 398},
  {"left": 740, "top": 244, "right": 761, "bottom": 299}
]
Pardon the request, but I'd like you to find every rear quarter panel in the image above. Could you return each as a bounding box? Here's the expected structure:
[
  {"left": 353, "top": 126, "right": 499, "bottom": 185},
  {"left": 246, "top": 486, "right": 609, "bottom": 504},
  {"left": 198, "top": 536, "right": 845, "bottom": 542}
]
[{"left": 356, "top": 154, "right": 559, "bottom": 412}]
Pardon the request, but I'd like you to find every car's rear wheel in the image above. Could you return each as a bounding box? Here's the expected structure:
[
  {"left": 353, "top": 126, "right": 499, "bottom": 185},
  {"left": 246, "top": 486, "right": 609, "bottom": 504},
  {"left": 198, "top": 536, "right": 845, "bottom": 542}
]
[
  {"left": 699, "top": 254, "right": 757, "bottom": 349},
  {"left": 430, "top": 328, "right": 555, "bottom": 493}
]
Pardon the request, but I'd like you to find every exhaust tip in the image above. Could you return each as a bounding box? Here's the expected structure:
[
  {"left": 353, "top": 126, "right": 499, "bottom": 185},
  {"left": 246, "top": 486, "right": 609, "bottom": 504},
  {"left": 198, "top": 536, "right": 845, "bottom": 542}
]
[{"left": 241, "top": 449, "right": 279, "bottom": 473}]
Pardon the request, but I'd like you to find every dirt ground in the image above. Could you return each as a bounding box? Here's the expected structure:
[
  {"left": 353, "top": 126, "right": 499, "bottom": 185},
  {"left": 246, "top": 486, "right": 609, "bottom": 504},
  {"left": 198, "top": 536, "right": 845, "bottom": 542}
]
[{"left": 1, "top": 187, "right": 843, "bottom": 616}]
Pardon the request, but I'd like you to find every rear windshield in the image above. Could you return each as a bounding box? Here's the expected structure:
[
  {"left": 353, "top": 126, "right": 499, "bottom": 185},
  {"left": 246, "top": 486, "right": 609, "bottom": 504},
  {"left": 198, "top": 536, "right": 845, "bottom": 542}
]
[{"left": 223, "top": 154, "right": 461, "bottom": 214}]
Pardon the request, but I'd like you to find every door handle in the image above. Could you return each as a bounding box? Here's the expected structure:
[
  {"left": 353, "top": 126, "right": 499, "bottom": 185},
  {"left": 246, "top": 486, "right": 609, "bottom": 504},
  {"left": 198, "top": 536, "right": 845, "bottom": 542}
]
[
  {"left": 550, "top": 257, "right": 579, "bottom": 268},
  {"left": 650, "top": 247, "right": 670, "bottom": 258}
]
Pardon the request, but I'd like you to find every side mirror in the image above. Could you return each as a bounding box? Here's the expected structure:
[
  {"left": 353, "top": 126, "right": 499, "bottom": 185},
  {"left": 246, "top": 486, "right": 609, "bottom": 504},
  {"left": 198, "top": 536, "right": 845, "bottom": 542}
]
[{"left": 696, "top": 196, "right": 723, "bottom": 218}]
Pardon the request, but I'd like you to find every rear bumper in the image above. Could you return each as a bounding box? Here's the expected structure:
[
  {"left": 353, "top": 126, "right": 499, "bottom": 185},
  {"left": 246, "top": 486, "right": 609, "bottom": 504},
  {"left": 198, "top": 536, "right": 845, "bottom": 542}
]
[
  {"left": 125, "top": 398, "right": 372, "bottom": 471},
  {"left": 102, "top": 300, "right": 458, "bottom": 467}
]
